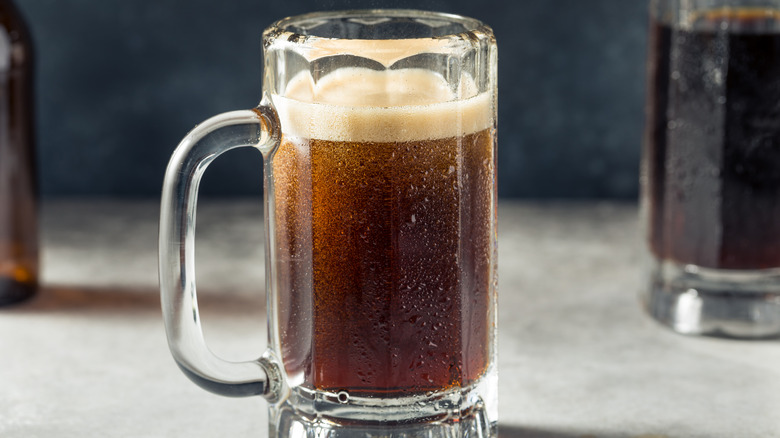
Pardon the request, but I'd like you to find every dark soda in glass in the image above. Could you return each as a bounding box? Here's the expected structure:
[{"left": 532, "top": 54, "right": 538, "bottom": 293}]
[{"left": 644, "top": 8, "right": 780, "bottom": 270}]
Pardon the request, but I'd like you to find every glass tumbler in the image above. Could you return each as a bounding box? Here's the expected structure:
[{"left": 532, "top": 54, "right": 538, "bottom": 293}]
[
  {"left": 642, "top": 0, "right": 780, "bottom": 338},
  {"left": 159, "top": 10, "right": 498, "bottom": 437}
]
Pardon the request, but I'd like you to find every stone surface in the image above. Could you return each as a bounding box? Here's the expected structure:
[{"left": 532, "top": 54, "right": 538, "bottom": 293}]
[{"left": 0, "top": 200, "right": 778, "bottom": 437}]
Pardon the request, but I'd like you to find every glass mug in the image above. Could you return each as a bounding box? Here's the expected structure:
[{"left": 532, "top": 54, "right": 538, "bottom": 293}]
[
  {"left": 159, "top": 10, "right": 498, "bottom": 437},
  {"left": 641, "top": 0, "right": 780, "bottom": 338}
]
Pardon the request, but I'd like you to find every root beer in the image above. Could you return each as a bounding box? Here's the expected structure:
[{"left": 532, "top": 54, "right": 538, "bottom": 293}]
[
  {"left": 644, "top": 8, "right": 780, "bottom": 270},
  {"left": 271, "top": 68, "right": 495, "bottom": 394},
  {"left": 0, "top": 0, "right": 37, "bottom": 306}
]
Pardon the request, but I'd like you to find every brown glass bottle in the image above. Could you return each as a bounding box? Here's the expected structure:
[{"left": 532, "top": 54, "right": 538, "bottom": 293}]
[{"left": 0, "top": 0, "right": 37, "bottom": 306}]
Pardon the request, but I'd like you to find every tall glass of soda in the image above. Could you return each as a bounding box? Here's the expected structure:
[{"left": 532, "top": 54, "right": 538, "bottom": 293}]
[{"left": 642, "top": 0, "right": 780, "bottom": 338}]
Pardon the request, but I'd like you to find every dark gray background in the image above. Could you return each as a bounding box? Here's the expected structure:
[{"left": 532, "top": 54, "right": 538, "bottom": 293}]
[{"left": 16, "top": 0, "right": 649, "bottom": 199}]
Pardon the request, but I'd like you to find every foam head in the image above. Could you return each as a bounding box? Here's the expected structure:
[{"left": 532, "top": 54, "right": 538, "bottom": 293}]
[{"left": 272, "top": 68, "right": 492, "bottom": 142}]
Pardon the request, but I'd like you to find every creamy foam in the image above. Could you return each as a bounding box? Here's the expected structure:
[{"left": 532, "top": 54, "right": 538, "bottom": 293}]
[{"left": 272, "top": 68, "right": 492, "bottom": 142}]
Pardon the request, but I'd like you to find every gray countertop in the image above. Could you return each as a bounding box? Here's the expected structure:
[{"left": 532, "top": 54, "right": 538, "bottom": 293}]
[{"left": 1, "top": 200, "right": 778, "bottom": 437}]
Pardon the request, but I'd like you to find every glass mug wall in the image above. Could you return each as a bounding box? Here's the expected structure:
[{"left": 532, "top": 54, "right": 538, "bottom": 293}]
[
  {"left": 642, "top": 0, "right": 780, "bottom": 337},
  {"left": 159, "top": 10, "right": 498, "bottom": 437}
]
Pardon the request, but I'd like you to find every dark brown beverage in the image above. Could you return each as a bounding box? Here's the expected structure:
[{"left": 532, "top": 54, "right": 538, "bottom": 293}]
[
  {"left": 269, "top": 67, "right": 495, "bottom": 395},
  {"left": 273, "top": 130, "right": 494, "bottom": 395},
  {"left": 644, "top": 8, "right": 780, "bottom": 270},
  {"left": 0, "top": 0, "right": 37, "bottom": 306}
]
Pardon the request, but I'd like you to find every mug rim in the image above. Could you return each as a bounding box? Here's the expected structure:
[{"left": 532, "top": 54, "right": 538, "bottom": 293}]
[{"left": 265, "top": 9, "right": 491, "bottom": 42}]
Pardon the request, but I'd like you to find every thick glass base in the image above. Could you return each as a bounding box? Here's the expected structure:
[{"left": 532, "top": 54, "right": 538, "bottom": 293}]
[
  {"left": 0, "top": 276, "right": 36, "bottom": 306},
  {"left": 643, "top": 259, "right": 780, "bottom": 338},
  {"left": 269, "top": 369, "right": 497, "bottom": 438},
  {"left": 271, "top": 399, "right": 494, "bottom": 438}
]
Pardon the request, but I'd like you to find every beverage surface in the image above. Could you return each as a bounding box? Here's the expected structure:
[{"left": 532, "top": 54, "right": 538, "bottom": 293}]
[
  {"left": 645, "top": 8, "right": 780, "bottom": 269},
  {"left": 272, "top": 67, "right": 492, "bottom": 142},
  {"left": 688, "top": 7, "right": 780, "bottom": 31},
  {"left": 271, "top": 67, "right": 495, "bottom": 394}
]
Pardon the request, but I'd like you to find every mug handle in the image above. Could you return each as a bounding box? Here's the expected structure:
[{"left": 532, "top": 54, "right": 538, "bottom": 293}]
[{"left": 159, "top": 103, "right": 284, "bottom": 400}]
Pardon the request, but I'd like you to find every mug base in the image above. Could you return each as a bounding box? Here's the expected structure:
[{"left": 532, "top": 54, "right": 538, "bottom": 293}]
[
  {"left": 643, "top": 259, "right": 780, "bottom": 339},
  {"left": 270, "top": 369, "right": 497, "bottom": 437},
  {"left": 271, "top": 399, "right": 495, "bottom": 438}
]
